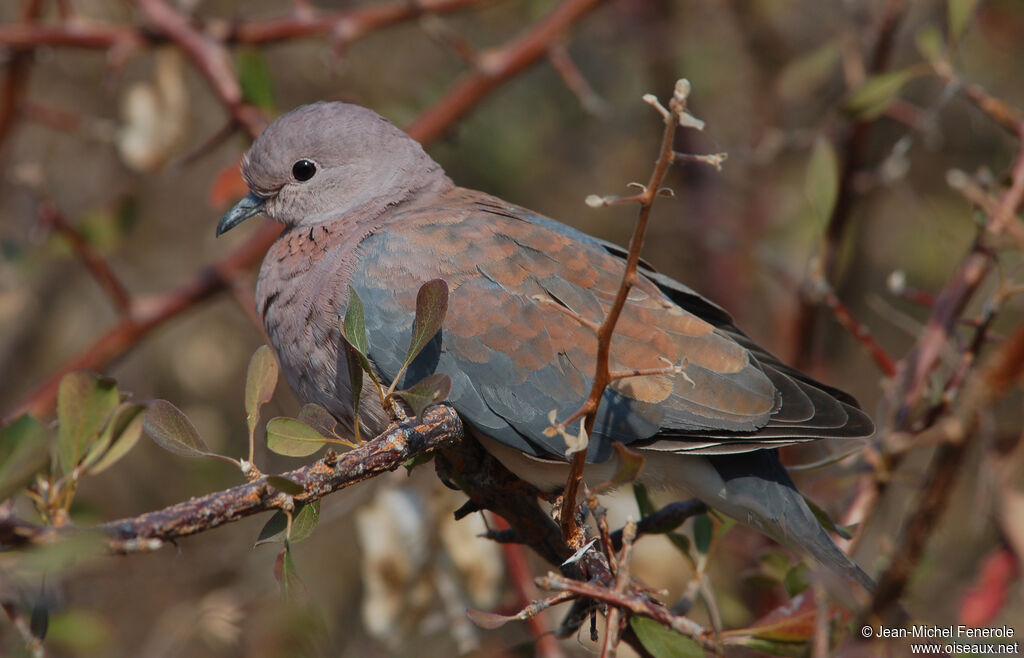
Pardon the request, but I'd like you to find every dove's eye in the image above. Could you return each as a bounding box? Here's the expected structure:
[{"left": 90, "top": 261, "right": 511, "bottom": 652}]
[{"left": 292, "top": 159, "right": 317, "bottom": 182}]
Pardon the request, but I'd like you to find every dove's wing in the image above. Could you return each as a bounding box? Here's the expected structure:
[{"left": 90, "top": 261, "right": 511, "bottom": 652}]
[{"left": 351, "top": 188, "right": 871, "bottom": 462}]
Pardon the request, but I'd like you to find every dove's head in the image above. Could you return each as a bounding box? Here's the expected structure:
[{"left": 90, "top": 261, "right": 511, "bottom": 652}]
[{"left": 217, "top": 102, "right": 450, "bottom": 235}]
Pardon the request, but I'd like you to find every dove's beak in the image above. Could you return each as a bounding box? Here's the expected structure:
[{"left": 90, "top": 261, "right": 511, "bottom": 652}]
[{"left": 217, "top": 192, "right": 266, "bottom": 236}]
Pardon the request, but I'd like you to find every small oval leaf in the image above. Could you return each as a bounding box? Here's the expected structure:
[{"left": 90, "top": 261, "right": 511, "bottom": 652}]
[
  {"left": 948, "top": 0, "right": 980, "bottom": 44},
  {"left": 341, "top": 336, "right": 365, "bottom": 443},
  {"left": 57, "top": 371, "right": 119, "bottom": 475},
  {"left": 142, "top": 400, "right": 212, "bottom": 458},
  {"left": 244, "top": 345, "right": 279, "bottom": 435},
  {"left": 342, "top": 286, "right": 368, "bottom": 356},
  {"left": 630, "top": 616, "right": 704, "bottom": 658},
  {"left": 404, "top": 279, "right": 449, "bottom": 367},
  {"left": 0, "top": 415, "right": 51, "bottom": 502},
  {"left": 803, "top": 495, "right": 853, "bottom": 540},
  {"left": 597, "top": 442, "right": 645, "bottom": 491},
  {"left": 255, "top": 511, "right": 287, "bottom": 546},
  {"left": 297, "top": 403, "right": 338, "bottom": 438},
  {"left": 265, "top": 417, "right": 329, "bottom": 457},
  {"left": 266, "top": 475, "right": 304, "bottom": 496},
  {"left": 466, "top": 608, "right": 519, "bottom": 630},
  {"left": 693, "top": 514, "right": 712, "bottom": 555},
  {"left": 84, "top": 403, "right": 145, "bottom": 475},
  {"left": 274, "top": 542, "right": 307, "bottom": 604},
  {"left": 392, "top": 373, "right": 451, "bottom": 418},
  {"left": 255, "top": 503, "right": 323, "bottom": 547},
  {"left": 805, "top": 137, "right": 839, "bottom": 225},
  {"left": 843, "top": 69, "right": 915, "bottom": 119}
]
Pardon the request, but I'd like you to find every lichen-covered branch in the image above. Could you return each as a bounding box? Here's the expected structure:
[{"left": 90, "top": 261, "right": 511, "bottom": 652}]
[{"left": 0, "top": 405, "right": 462, "bottom": 551}]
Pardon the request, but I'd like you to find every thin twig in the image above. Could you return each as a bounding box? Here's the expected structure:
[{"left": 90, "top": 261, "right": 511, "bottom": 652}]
[
  {"left": 866, "top": 322, "right": 1024, "bottom": 622},
  {"left": 404, "top": 0, "right": 604, "bottom": 145},
  {"left": 558, "top": 80, "right": 704, "bottom": 540},
  {"left": 537, "top": 572, "right": 713, "bottom": 650}
]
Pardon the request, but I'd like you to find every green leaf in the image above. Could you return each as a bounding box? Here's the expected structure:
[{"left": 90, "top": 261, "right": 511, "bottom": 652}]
[
  {"left": 784, "top": 563, "right": 810, "bottom": 597},
  {"left": 236, "top": 47, "right": 275, "bottom": 111},
  {"left": 0, "top": 415, "right": 50, "bottom": 502},
  {"left": 948, "top": 0, "right": 980, "bottom": 45},
  {"left": 256, "top": 511, "right": 287, "bottom": 546},
  {"left": 693, "top": 514, "right": 712, "bottom": 555},
  {"left": 83, "top": 403, "right": 144, "bottom": 475},
  {"left": 633, "top": 482, "right": 656, "bottom": 517},
  {"left": 265, "top": 417, "right": 330, "bottom": 457},
  {"left": 728, "top": 638, "right": 807, "bottom": 657},
  {"left": 267, "top": 475, "right": 304, "bottom": 495},
  {"left": 342, "top": 287, "right": 370, "bottom": 441},
  {"left": 46, "top": 609, "right": 112, "bottom": 654},
  {"left": 403, "top": 453, "right": 434, "bottom": 473},
  {"left": 776, "top": 42, "right": 840, "bottom": 103},
  {"left": 805, "top": 137, "right": 839, "bottom": 225},
  {"left": 392, "top": 373, "right": 451, "bottom": 417},
  {"left": 289, "top": 501, "right": 320, "bottom": 542},
  {"left": 142, "top": 400, "right": 213, "bottom": 458},
  {"left": 274, "top": 541, "right": 307, "bottom": 604},
  {"left": 629, "top": 616, "right": 703, "bottom": 658},
  {"left": 916, "top": 25, "right": 946, "bottom": 62},
  {"left": 843, "top": 69, "right": 915, "bottom": 119},
  {"left": 30, "top": 602, "right": 48, "bottom": 640},
  {"left": 244, "top": 345, "right": 278, "bottom": 439},
  {"left": 56, "top": 371, "right": 119, "bottom": 474},
  {"left": 598, "top": 442, "right": 645, "bottom": 490},
  {"left": 342, "top": 286, "right": 368, "bottom": 356},
  {"left": 803, "top": 496, "right": 853, "bottom": 540},
  {"left": 403, "top": 279, "right": 448, "bottom": 368},
  {"left": 256, "top": 501, "right": 320, "bottom": 546},
  {"left": 20, "top": 532, "right": 106, "bottom": 573},
  {"left": 297, "top": 403, "right": 338, "bottom": 438},
  {"left": 667, "top": 533, "right": 692, "bottom": 559}
]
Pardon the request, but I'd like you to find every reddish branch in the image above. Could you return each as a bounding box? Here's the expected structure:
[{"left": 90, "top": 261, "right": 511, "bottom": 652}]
[
  {"left": 0, "top": 0, "right": 45, "bottom": 152},
  {"left": 132, "top": 0, "right": 267, "bottom": 137},
  {"left": 790, "top": 0, "right": 907, "bottom": 368},
  {"left": 557, "top": 83, "right": 694, "bottom": 539},
  {"left": 404, "top": 0, "right": 602, "bottom": 145},
  {"left": 0, "top": 0, "right": 481, "bottom": 49},
  {"left": 37, "top": 200, "right": 132, "bottom": 316},
  {"left": 867, "top": 321, "right": 1024, "bottom": 621},
  {"left": 896, "top": 124, "right": 1024, "bottom": 420},
  {"left": 4, "top": 0, "right": 604, "bottom": 424}
]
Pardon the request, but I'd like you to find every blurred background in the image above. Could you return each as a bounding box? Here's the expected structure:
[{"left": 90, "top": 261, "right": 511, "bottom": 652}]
[{"left": 1, "top": 0, "right": 1023, "bottom": 655}]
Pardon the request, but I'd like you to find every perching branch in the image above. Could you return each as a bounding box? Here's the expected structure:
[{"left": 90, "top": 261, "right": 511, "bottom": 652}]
[{"left": 1, "top": 405, "right": 462, "bottom": 552}]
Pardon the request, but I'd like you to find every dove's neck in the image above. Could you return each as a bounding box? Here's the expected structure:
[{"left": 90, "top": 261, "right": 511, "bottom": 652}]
[{"left": 297, "top": 149, "right": 454, "bottom": 229}]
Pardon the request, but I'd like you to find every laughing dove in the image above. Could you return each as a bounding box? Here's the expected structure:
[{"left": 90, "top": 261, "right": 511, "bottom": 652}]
[{"left": 218, "top": 102, "right": 876, "bottom": 590}]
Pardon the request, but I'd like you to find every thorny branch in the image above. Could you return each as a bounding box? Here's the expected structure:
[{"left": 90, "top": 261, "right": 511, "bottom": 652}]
[{"left": 556, "top": 79, "right": 712, "bottom": 542}]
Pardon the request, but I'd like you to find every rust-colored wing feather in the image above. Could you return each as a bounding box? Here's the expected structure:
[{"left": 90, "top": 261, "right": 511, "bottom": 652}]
[{"left": 352, "top": 188, "right": 871, "bottom": 462}]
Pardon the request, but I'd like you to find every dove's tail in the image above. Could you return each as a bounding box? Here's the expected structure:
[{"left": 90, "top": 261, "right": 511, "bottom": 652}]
[{"left": 662, "top": 449, "right": 875, "bottom": 593}]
